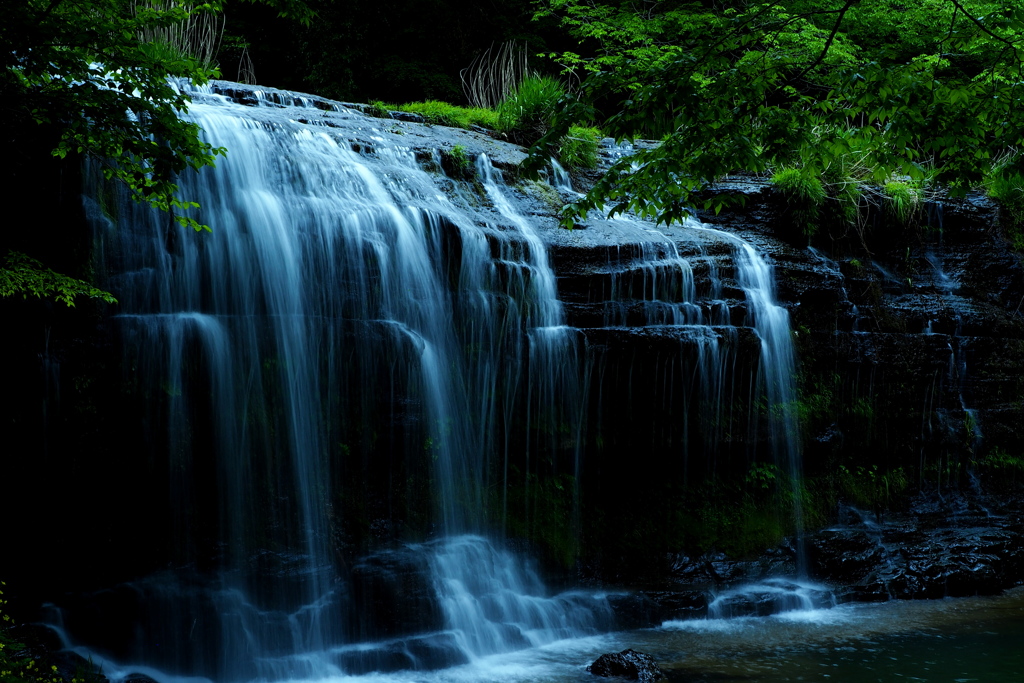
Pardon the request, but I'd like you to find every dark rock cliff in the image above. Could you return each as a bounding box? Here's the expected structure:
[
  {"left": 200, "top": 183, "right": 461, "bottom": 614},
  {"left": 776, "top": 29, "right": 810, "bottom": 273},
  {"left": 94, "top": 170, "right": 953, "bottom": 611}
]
[{"left": 4, "top": 82, "right": 1024, "bottom": 612}]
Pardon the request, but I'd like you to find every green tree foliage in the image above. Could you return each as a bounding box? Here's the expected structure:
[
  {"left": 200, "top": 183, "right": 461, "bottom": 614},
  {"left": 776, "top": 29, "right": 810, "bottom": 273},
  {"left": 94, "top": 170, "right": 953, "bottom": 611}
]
[
  {"left": 530, "top": 0, "right": 1024, "bottom": 227},
  {"left": 1, "top": 0, "right": 232, "bottom": 231},
  {"left": 0, "top": 0, "right": 309, "bottom": 304},
  {"left": 0, "top": 251, "right": 116, "bottom": 306}
]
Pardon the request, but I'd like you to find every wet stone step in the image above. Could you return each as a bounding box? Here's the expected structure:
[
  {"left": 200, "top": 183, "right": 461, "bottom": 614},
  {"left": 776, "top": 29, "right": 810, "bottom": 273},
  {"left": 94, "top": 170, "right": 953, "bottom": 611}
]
[
  {"left": 555, "top": 270, "right": 742, "bottom": 303},
  {"left": 562, "top": 302, "right": 748, "bottom": 330},
  {"left": 579, "top": 326, "right": 761, "bottom": 357},
  {"left": 549, "top": 241, "right": 735, "bottom": 277},
  {"left": 707, "top": 580, "right": 835, "bottom": 619},
  {"left": 332, "top": 632, "right": 470, "bottom": 675}
]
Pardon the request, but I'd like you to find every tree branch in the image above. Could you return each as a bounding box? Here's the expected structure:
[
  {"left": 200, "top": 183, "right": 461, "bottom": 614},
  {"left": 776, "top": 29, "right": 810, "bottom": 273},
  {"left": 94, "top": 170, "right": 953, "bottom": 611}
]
[
  {"left": 789, "top": 0, "right": 861, "bottom": 84},
  {"left": 947, "top": 0, "right": 1019, "bottom": 51}
]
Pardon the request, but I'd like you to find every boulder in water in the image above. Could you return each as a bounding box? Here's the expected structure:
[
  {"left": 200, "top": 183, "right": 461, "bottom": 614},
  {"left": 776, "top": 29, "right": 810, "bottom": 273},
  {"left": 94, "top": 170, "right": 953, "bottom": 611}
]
[
  {"left": 587, "top": 649, "right": 665, "bottom": 682},
  {"left": 349, "top": 547, "right": 443, "bottom": 638}
]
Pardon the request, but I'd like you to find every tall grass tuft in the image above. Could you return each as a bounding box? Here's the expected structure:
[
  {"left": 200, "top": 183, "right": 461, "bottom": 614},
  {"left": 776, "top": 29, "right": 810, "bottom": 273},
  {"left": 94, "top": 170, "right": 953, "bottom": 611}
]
[
  {"left": 496, "top": 75, "right": 566, "bottom": 146},
  {"left": 987, "top": 170, "right": 1024, "bottom": 250},
  {"left": 132, "top": 1, "right": 225, "bottom": 72},
  {"left": 771, "top": 167, "right": 826, "bottom": 236},
  {"left": 558, "top": 125, "right": 601, "bottom": 169},
  {"left": 882, "top": 180, "right": 921, "bottom": 226},
  {"left": 461, "top": 41, "right": 530, "bottom": 110}
]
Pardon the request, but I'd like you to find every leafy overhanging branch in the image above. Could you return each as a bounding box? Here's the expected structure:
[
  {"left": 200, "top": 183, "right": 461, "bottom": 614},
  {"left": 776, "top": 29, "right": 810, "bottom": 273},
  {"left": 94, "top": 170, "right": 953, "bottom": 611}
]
[
  {"left": 0, "top": 250, "right": 116, "bottom": 306},
  {"left": 0, "top": 0, "right": 313, "bottom": 304},
  {"left": 530, "top": 0, "right": 1024, "bottom": 229},
  {"left": 4, "top": 0, "right": 232, "bottom": 232}
]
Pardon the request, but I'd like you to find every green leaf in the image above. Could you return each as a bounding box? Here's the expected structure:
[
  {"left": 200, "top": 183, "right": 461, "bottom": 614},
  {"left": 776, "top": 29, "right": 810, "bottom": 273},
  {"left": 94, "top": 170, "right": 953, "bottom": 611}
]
[{"left": 0, "top": 251, "right": 116, "bottom": 306}]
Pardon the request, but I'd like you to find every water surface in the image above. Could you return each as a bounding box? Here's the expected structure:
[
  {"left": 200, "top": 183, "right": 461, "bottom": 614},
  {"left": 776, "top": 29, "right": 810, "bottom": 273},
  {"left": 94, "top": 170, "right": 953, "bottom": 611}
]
[{"left": 277, "top": 588, "right": 1024, "bottom": 683}]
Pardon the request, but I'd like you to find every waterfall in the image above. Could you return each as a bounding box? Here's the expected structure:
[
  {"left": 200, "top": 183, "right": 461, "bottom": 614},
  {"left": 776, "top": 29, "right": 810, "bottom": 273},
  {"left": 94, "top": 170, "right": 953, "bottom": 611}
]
[
  {"left": 724, "top": 231, "right": 803, "bottom": 539},
  {"left": 702, "top": 228, "right": 805, "bottom": 564},
  {"left": 73, "top": 82, "right": 807, "bottom": 680},
  {"left": 84, "top": 84, "right": 603, "bottom": 680},
  {"left": 576, "top": 212, "right": 804, "bottom": 555}
]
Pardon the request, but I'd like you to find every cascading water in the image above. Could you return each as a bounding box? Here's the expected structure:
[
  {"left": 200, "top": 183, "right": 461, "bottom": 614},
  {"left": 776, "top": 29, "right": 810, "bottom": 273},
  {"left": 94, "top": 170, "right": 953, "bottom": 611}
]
[
  {"left": 84, "top": 84, "right": 601, "bottom": 680},
  {"left": 701, "top": 228, "right": 806, "bottom": 564},
  {"left": 70, "top": 81, "right": 815, "bottom": 680},
  {"left": 707, "top": 578, "right": 835, "bottom": 619},
  {"left": 582, "top": 210, "right": 805, "bottom": 564},
  {"left": 427, "top": 536, "right": 612, "bottom": 655},
  {"left": 582, "top": 223, "right": 739, "bottom": 473}
]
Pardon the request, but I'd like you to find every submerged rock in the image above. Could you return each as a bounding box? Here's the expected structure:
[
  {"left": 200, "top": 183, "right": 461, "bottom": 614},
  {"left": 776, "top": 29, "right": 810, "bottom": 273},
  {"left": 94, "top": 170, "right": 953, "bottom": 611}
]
[
  {"left": 588, "top": 649, "right": 666, "bottom": 682},
  {"left": 333, "top": 632, "right": 470, "bottom": 674},
  {"left": 707, "top": 578, "right": 835, "bottom": 618}
]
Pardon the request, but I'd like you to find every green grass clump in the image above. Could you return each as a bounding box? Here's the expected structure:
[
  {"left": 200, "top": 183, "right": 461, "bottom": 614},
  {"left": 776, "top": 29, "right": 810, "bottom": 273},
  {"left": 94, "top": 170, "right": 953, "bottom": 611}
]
[
  {"left": 449, "top": 144, "right": 469, "bottom": 169},
  {"left": 837, "top": 464, "right": 908, "bottom": 513},
  {"left": 140, "top": 39, "right": 199, "bottom": 69},
  {"left": 396, "top": 101, "right": 499, "bottom": 129},
  {"left": 771, "top": 166, "right": 826, "bottom": 236},
  {"left": 558, "top": 125, "right": 601, "bottom": 169},
  {"left": 978, "top": 446, "right": 1024, "bottom": 489},
  {"left": 883, "top": 180, "right": 921, "bottom": 225},
  {"left": 495, "top": 75, "right": 566, "bottom": 146},
  {"left": 821, "top": 155, "right": 864, "bottom": 227},
  {"left": 987, "top": 171, "right": 1024, "bottom": 250},
  {"left": 440, "top": 143, "right": 472, "bottom": 179},
  {"left": 367, "top": 100, "right": 393, "bottom": 119}
]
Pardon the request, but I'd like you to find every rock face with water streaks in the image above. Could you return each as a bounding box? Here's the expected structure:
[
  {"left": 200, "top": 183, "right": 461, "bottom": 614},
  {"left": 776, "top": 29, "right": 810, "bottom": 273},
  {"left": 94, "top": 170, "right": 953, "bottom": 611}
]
[
  {"left": 4, "top": 80, "right": 1024, "bottom": 677},
  {"left": 551, "top": 144, "right": 1024, "bottom": 586},
  {"left": 694, "top": 177, "right": 1024, "bottom": 472}
]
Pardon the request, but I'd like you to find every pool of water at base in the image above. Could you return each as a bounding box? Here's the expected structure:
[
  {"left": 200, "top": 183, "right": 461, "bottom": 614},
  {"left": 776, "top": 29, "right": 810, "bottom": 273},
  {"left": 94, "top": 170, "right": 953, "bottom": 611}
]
[
  {"left": 646, "top": 587, "right": 1024, "bottom": 683},
  {"left": 89, "top": 587, "right": 1024, "bottom": 683}
]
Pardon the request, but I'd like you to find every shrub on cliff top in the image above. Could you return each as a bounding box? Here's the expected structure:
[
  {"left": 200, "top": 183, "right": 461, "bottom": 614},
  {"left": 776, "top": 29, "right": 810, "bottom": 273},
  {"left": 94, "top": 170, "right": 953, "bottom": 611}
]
[
  {"left": 987, "top": 170, "right": 1024, "bottom": 251},
  {"left": 771, "top": 167, "right": 826, "bottom": 237},
  {"left": 558, "top": 125, "right": 601, "bottom": 169},
  {"left": 496, "top": 75, "right": 567, "bottom": 147},
  {"left": 882, "top": 180, "right": 922, "bottom": 226}
]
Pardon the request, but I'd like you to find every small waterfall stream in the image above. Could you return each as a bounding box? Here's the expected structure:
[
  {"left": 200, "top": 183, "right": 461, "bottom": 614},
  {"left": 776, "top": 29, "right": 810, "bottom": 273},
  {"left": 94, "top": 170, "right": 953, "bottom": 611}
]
[
  {"left": 74, "top": 83, "right": 811, "bottom": 681},
  {"left": 701, "top": 228, "right": 805, "bottom": 564}
]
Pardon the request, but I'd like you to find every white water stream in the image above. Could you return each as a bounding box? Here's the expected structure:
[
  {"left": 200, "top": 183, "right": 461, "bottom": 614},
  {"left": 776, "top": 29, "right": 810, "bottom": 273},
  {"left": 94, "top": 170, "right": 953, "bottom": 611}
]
[{"left": 73, "top": 83, "right": 815, "bottom": 681}]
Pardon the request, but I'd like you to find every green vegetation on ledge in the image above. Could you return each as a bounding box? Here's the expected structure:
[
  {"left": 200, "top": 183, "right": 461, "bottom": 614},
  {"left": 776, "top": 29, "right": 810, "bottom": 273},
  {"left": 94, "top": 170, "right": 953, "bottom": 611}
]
[
  {"left": 397, "top": 101, "right": 500, "bottom": 129},
  {"left": 528, "top": 0, "right": 1024, "bottom": 233}
]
